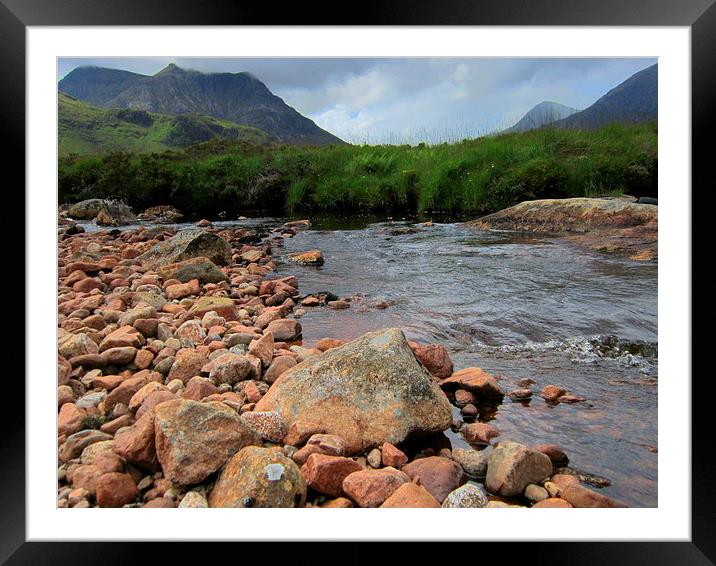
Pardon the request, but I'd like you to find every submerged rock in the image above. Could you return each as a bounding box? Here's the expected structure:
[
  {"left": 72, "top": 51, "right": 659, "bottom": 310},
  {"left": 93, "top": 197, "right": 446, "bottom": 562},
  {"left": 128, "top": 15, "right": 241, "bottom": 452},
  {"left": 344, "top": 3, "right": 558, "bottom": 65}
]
[
  {"left": 255, "top": 328, "right": 453, "bottom": 454},
  {"left": 287, "top": 250, "right": 324, "bottom": 266}
]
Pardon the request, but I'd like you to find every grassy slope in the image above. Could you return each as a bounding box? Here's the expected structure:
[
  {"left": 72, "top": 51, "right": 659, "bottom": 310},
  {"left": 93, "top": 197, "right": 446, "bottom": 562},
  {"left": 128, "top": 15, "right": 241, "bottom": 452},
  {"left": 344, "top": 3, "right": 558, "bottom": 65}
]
[
  {"left": 59, "top": 122, "right": 657, "bottom": 216},
  {"left": 58, "top": 92, "right": 272, "bottom": 156}
]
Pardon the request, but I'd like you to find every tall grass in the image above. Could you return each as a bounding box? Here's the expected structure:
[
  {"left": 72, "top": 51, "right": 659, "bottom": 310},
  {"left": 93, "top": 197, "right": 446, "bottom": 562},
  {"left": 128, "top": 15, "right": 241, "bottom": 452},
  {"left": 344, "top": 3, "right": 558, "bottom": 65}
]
[{"left": 59, "top": 122, "right": 657, "bottom": 217}]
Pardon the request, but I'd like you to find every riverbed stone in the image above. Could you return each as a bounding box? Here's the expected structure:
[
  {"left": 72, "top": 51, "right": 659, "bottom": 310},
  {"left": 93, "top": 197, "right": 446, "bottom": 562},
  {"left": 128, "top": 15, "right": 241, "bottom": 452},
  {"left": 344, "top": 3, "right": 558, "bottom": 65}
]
[
  {"left": 402, "top": 456, "right": 465, "bottom": 503},
  {"left": 139, "top": 230, "right": 232, "bottom": 268},
  {"left": 300, "top": 454, "right": 362, "bottom": 497},
  {"left": 485, "top": 441, "right": 553, "bottom": 497},
  {"left": 439, "top": 367, "right": 505, "bottom": 399},
  {"left": 409, "top": 342, "right": 454, "bottom": 379},
  {"left": 442, "top": 483, "right": 489, "bottom": 508},
  {"left": 157, "top": 257, "right": 228, "bottom": 284},
  {"left": 380, "top": 483, "right": 441, "bottom": 508},
  {"left": 451, "top": 448, "right": 489, "bottom": 479},
  {"left": 264, "top": 319, "right": 302, "bottom": 342},
  {"left": 154, "top": 399, "right": 261, "bottom": 485},
  {"left": 255, "top": 328, "right": 453, "bottom": 454},
  {"left": 209, "top": 446, "right": 306, "bottom": 508},
  {"left": 342, "top": 467, "right": 409, "bottom": 507}
]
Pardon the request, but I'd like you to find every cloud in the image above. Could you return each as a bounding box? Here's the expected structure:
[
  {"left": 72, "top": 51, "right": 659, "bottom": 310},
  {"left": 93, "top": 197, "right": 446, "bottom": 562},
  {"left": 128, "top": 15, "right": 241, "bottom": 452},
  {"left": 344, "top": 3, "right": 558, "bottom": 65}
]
[{"left": 59, "top": 57, "right": 657, "bottom": 144}]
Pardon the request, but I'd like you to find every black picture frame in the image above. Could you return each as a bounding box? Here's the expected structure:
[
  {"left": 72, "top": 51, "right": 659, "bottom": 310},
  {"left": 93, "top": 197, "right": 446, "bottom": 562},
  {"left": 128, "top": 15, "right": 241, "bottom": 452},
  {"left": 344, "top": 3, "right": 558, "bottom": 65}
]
[{"left": 5, "top": 0, "right": 709, "bottom": 562}]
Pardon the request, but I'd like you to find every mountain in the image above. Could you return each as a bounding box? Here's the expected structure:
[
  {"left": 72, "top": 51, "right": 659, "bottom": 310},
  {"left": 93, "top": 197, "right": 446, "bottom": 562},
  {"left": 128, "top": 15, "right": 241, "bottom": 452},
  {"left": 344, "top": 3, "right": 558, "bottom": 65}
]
[
  {"left": 505, "top": 101, "right": 579, "bottom": 133},
  {"left": 58, "top": 92, "right": 273, "bottom": 156},
  {"left": 59, "top": 64, "right": 344, "bottom": 146},
  {"left": 554, "top": 63, "right": 657, "bottom": 129}
]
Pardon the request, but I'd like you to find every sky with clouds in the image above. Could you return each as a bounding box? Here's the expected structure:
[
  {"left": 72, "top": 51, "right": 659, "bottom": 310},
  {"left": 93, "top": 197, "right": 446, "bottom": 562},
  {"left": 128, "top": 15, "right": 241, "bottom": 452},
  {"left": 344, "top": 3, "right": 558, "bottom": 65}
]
[{"left": 58, "top": 57, "right": 656, "bottom": 144}]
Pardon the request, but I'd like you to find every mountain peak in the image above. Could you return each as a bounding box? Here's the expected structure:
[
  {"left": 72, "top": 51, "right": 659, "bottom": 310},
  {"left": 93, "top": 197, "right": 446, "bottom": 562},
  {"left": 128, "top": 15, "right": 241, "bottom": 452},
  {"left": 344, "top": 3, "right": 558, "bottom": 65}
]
[
  {"left": 58, "top": 64, "right": 345, "bottom": 146},
  {"left": 505, "top": 101, "right": 578, "bottom": 133}
]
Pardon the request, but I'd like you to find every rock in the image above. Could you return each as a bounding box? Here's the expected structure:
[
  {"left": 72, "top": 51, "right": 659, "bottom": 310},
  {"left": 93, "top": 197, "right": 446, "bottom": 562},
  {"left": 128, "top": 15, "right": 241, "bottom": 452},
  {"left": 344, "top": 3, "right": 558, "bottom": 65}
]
[
  {"left": 138, "top": 230, "right": 232, "bottom": 268},
  {"left": 461, "top": 422, "right": 501, "bottom": 446},
  {"left": 381, "top": 443, "right": 408, "bottom": 468},
  {"left": 95, "top": 472, "right": 139, "bottom": 507},
  {"left": 67, "top": 199, "right": 136, "bottom": 225},
  {"left": 99, "top": 326, "right": 146, "bottom": 352},
  {"left": 255, "top": 328, "right": 453, "bottom": 454},
  {"left": 204, "top": 352, "right": 251, "bottom": 385},
  {"left": 179, "top": 491, "right": 209, "bottom": 508},
  {"left": 188, "top": 296, "right": 239, "bottom": 321},
  {"left": 138, "top": 205, "right": 183, "bottom": 223},
  {"left": 342, "top": 467, "right": 409, "bottom": 507},
  {"left": 401, "top": 456, "right": 465, "bottom": 503},
  {"left": 367, "top": 449, "right": 382, "bottom": 468},
  {"left": 144, "top": 497, "right": 175, "bottom": 508},
  {"left": 58, "top": 403, "right": 87, "bottom": 436},
  {"left": 508, "top": 389, "right": 533, "bottom": 401},
  {"left": 165, "top": 280, "right": 201, "bottom": 300},
  {"left": 409, "top": 342, "right": 454, "bottom": 379},
  {"left": 263, "top": 355, "right": 296, "bottom": 384},
  {"left": 442, "top": 483, "right": 489, "bottom": 508},
  {"left": 451, "top": 448, "right": 489, "bottom": 479},
  {"left": 154, "top": 399, "right": 260, "bottom": 485},
  {"left": 525, "top": 483, "right": 549, "bottom": 502},
  {"left": 439, "top": 367, "right": 505, "bottom": 399},
  {"left": 283, "top": 420, "right": 325, "bottom": 447},
  {"left": 300, "top": 454, "right": 362, "bottom": 497},
  {"left": 104, "top": 376, "right": 149, "bottom": 413},
  {"left": 532, "top": 497, "right": 573, "bottom": 508},
  {"left": 532, "top": 444, "right": 569, "bottom": 467},
  {"left": 541, "top": 385, "right": 567, "bottom": 402},
  {"left": 328, "top": 300, "right": 350, "bottom": 310},
  {"left": 156, "top": 257, "right": 228, "bottom": 284},
  {"left": 59, "top": 430, "right": 113, "bottom": 462},
  {"left": 167, "top": 349, "right": 208, "bottom": 384},
  {"left": 287, "top": 250, "right": 324, "bottom": 266},
  {"left": 485, "top": 441, "right": 553, "bottom": 497},
  {"left": 560, "top": 484, "right": 627, "bottom": 508},
  {"left": 59, "top": 333, "right": 98, "bottom": 359},
  {"left": 182, "top": 376, "right": 219, "bottom": 401},
  {"left": 248, "top": 332, "right": 274, "bottom": 368},
  {"left": 114, "top": 411, "right": 159, "bottom": 471},
  {"left": 209, "top": 446, "right": 306, "bottom": 508},
  {"left": 468, "top": 197, "right": 658, "bottom": 261},
  {"left": 264, "top": 319, "right": 302, "bottom": 342},
  {"left": 306, "top": 434, "right": 346, "bottom": 457},
  {"left": 240, "top": 411, "right": 286, "bottom": 443},
  {"left": 380, "top": 483, "right": 441, "bottom": 508}
]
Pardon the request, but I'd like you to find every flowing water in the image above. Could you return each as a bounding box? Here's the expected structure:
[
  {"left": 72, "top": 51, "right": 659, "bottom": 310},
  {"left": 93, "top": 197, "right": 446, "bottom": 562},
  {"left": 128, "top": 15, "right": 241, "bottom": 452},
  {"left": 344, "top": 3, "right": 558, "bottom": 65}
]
[
  {"left": 273, "top": 216, "right": 658, "bottom": 507},
  {"left": 79, "top": 214, "right": 658, "bottom": 506}
]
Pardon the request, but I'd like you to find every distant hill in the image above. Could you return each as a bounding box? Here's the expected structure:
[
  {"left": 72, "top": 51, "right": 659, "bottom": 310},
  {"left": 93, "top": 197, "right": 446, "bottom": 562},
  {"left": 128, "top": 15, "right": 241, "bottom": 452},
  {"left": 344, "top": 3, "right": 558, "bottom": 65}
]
[
  {"left": 58, "top": 92, "right": 273, "bottom": 156},
  {"left": 59, "top": 64, "right": 344, "bottom": 146},
  {"left": 505, "top": 101, "right": 579, "bottom": 133},
  {"left": 554, "top": 63, "right": 657, "bottom": 129}
]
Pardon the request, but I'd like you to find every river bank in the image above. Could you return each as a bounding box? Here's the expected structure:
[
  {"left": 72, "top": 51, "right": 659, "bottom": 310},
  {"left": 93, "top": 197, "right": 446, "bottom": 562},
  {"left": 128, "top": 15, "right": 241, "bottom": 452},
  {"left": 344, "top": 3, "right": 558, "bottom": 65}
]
[{"left": 57, "top": 212, "right": 657, "bottom": 508}]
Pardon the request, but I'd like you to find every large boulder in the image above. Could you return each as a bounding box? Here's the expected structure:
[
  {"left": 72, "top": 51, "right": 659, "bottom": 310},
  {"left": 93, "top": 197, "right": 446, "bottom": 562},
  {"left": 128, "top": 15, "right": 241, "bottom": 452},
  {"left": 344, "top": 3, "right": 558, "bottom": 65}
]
[
  {"left": 485, "top": 441, "right": 553, "bottom": 497},
  {"left": 156, "top": 257, "right": 228, "bottom": 284},
  {"left": 67, "top": 199, "right": 137, "bottom": 226},
  {"left": 154, "top": 399, "right": 260, "bottom": 485},
  {"left": 255, "top": 328, "right": 453, "bottom": 454},
  {"left": 209, "top": 446, "right": 306, "bottom": 508},
  {"left": 138, "top": 230, "right": 232, "bottom": 269}
]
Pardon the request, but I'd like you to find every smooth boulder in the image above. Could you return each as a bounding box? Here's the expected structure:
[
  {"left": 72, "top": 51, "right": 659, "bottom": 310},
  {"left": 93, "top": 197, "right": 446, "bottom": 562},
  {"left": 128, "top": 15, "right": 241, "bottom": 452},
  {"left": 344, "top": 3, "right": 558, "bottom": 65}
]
[
  {"left": 255, "top": 328, "right": 453, "bottom": 454},
  {"left": 138, "top": 230, "right": 232, "bottom": 269}
]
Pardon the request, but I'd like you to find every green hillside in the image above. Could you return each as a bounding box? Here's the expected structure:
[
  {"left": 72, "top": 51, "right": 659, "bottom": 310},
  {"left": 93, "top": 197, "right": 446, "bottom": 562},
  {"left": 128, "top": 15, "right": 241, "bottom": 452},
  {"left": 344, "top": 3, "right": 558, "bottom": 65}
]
[
  {"left": 58, "top": 92, "right": 273, "bottom": 156},
  {"left": 59, "top": 122, "right": 657, "bottom": 217}
]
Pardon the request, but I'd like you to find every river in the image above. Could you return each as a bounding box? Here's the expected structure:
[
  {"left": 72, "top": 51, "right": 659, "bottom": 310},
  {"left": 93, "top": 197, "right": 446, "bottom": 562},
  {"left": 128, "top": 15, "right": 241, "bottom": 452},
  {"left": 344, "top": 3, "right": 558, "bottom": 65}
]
[{"left": 80, "top": 214, "right": 658, "bottom": 506}]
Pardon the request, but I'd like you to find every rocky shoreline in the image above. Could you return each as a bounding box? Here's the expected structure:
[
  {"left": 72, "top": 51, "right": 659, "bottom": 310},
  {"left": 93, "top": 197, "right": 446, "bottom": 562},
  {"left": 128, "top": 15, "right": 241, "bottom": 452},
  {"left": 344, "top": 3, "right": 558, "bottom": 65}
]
[{"left": 57, "top": 218, "right": 630, "bottom": 509}]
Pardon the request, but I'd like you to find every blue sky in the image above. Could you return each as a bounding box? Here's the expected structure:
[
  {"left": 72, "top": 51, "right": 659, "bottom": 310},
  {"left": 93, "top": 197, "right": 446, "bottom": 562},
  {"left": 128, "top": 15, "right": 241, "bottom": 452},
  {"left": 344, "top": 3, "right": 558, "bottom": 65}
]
[{"left": 58, "top": 57, "right": 656, "bottom": 144}]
